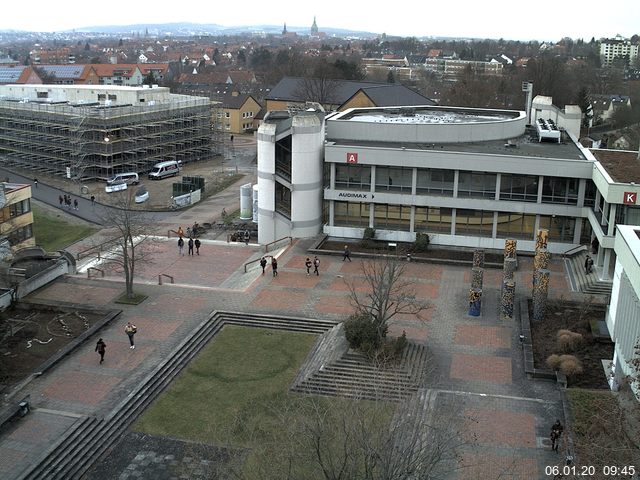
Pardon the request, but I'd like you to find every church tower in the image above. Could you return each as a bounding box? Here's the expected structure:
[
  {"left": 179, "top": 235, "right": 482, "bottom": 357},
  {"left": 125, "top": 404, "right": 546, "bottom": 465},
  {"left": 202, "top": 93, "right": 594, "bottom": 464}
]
[
  {"left": 310, "top": 16, "right": 318, "bottom": 35},
  {"left": 282, "top": 22, "right": 287, "bottom": 35}
]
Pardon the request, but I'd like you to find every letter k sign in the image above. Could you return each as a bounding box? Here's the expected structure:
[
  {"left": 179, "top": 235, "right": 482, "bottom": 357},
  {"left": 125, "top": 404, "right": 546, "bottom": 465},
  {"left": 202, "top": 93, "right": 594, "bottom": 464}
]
[{"left": 623, "top": 192, "right": 637, "bottom": 205}]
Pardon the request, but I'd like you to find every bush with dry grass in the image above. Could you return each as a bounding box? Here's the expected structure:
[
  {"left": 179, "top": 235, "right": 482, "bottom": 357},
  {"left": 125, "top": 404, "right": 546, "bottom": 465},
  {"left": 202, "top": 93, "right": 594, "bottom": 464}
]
[
  {"left": 546, "top": 354, "right": 562, "bottom": 370},
  {"left": 556, "top": 329, "right": 584, "bottom": 352},
  {"left": 558, "top": 354, "right": 584, "bottom": 376}
]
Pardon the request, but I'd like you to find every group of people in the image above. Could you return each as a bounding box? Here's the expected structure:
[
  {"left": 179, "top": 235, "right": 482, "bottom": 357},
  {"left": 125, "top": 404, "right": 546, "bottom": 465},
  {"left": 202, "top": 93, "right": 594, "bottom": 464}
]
[
  {"left": 176, "top": 226, "right": 202, "bottom": 256},
  {"left": 59, "top": 194, "right": 78, "bottom": 210},
  {"left": 94, "top": 322, "right": 138, "bottom": 364},
  {"left": 258, "top": 255, "right": 323, "bottom": 277}
]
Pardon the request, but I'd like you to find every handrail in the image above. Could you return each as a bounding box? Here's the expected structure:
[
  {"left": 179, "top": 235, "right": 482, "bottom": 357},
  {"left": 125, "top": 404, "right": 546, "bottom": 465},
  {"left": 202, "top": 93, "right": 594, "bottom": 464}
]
[
  {"left": 562, "top": 244, "right": 586, "bottom": 258},
  {"left": 264, "top": 236, "right": 293, "bottom": 253},
  {"left": 158, "top": 274, "right": 174, "bottom": 285},
  {"left": 244, "top": 255, "right": 273, "bottom": 273},
  {"left": 76, "top": 238, "right": 120, "bottom": 261},
  {"left": 87, "top": 267, "right": 104, "bottom": 279}
]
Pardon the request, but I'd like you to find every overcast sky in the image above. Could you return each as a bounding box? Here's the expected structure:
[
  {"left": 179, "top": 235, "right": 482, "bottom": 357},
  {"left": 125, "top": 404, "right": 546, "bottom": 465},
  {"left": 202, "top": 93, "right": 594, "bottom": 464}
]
[{"left": 1, "top": 0, "right": 638, "bottom": 41}]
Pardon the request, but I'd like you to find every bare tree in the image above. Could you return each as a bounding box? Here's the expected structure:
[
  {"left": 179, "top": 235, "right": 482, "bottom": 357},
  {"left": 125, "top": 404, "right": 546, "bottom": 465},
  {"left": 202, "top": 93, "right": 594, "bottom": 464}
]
[
  {"left": 98, "top": 189, "right": 157, "bottom": 298},
  {"left": 347, "top": 256, "right": 429, "bottom": 342}
]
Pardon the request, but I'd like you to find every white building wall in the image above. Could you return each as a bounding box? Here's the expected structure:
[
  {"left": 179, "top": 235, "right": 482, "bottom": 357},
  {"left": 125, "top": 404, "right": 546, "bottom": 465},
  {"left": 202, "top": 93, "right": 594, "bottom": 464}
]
[
  {"left": 257, "top": 123, "right": 277, "bottom": 244},
  {"left": 290, "top": 114, "right": 324, "bottom": 238}
]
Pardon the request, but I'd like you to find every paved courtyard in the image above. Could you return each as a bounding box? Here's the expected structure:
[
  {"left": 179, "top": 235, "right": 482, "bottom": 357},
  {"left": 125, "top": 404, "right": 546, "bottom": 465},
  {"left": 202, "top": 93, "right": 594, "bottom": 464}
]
[{"left": 0, "top": 230, "right": 575, "bottom": 479}]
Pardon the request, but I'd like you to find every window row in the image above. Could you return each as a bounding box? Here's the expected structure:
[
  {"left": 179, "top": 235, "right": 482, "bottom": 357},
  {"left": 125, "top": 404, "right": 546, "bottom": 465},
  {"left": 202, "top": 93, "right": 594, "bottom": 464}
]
[
  {"left": 0, "top": 199, "right": 31, "bottom": 222},
  {"left": 333, "top": 165, "right": 584, "bottom": 206},
  {"left": 6, "top": 224, "right": 33, "bottom": 246},
  {"left": 330, "top": 201, "right": 576, "bottom": 242}
]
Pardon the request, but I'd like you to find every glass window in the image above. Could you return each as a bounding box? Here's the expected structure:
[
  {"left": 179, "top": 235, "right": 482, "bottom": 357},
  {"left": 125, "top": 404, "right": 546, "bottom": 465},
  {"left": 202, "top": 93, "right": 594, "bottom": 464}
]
[
  {"left": 335, "top": 164, "right": 371, "bottom": 190},
  {"left": 375, "top": 166, "right": 412, "bottom": 193},
  {"left": 457, "top": 171, "right": 497, "bottom": 199},
  {"left": 6, "top": 224, "right": 33, "bottom": 246},
  {"left": 496, "top": 212, "right": 537, "bottom": 239},
  {"left": 416, "top": 168, "right": 454, "bottom": 196},
  {"left": 539, "top": 215, "right": 575, "bottom": 243},
  {"left": 541, "top": 177, "right": 578, "bottom": 205},
  {"left": 334, "top": 201, "right": 370, "bottom": 227},
  {"left": 414, "top": 206, "right": 452, "bottom": 233},
  {"left": 454, "top": 209, "right": 493, "bottom": 237},
  {"left": 275, "top": 182, "right": 291, "bottom": 219},
  {"left": 500, "top": 174, "right": 538, "bottom": 202},
  {"left": 584, "top": 180, "right": 597, "bottom": 207},
  {"left": 373, "top": 204, "right": 411, "bottom": 231}
]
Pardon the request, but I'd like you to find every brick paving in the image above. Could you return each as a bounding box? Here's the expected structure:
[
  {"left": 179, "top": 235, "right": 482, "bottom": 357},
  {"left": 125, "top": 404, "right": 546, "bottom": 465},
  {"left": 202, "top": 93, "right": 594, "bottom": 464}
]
[{"left": 0, "top": 226, "right": 573, "bottom": 479}]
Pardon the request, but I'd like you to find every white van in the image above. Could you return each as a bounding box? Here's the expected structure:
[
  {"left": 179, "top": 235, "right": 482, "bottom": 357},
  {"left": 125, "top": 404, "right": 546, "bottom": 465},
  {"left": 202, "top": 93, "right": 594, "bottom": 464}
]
[
  {"left": 148, "top": 160, "right": 180, "bottom": 180},
  {"left": 107, "top": 172, "right": 139, "bottom": 186}
]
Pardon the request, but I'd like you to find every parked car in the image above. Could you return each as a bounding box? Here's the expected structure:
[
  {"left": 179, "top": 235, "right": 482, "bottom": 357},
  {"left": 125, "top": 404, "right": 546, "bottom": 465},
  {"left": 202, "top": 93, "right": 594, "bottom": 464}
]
[
  {"left": 135, "top": 186, "right": 149, "bottom": 203},
  {"left": 148, "top": 160, "right": 180, "bottom": 180},
  {"left": 105, "top": 181, "right": 127, "bottom": 193},
  {"left": 107, "top": 172, "right": 139, "bottom": 186}
]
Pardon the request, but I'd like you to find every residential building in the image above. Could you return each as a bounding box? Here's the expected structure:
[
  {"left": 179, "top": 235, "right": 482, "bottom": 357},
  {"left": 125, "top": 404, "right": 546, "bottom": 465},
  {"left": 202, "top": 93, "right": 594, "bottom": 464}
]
[
  {"left": 266, "top": 77, "right": 435, "bottom": 112},
  {"left": 591, "top": 94, "right": 632, "bottom": 123},
  {"left": 92, "top": 64, "right": 170, "bottom": 86},
  {"left": 217, "top": 92, "right": 261, "bottom": 133},
  {"left": 599, "top": 35, "right": 639, "bottom": 67},
  {"left": 0, "top": 182, "right": 35, "bottom": 252},
  {"left": 423, "top": 57, "right": 503, "bottom": 79},
  {"left": 0, "top": 84, "right": 212, "bottom": 181}
]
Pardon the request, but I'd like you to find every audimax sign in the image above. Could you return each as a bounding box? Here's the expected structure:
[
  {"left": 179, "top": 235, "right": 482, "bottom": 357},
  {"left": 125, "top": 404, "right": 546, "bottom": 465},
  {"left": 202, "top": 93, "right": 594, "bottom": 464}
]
[{"left": 337, "top": 192, "right": 371, "bottom": 200}]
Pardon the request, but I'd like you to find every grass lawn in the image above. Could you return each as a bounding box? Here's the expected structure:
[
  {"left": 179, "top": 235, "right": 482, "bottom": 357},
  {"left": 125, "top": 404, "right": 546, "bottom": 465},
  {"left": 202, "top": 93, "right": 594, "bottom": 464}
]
[
  {"left": 32, "top": 204, "right": 97, "bottom": 251},
  {"left": 134, "top": 325, "right": 318, "bottom": 446},
  {"left": 134, "top": 325, "right": 393, "bottom": 476}
]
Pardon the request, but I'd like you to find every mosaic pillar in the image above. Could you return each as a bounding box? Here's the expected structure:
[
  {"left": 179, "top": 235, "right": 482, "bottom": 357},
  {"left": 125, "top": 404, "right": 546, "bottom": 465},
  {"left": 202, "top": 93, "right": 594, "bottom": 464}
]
[
  {"left": 504, "top": 239, "right": 517, "bottom": 260},
  {"left": 501, "top": 279, "right": 516, "bottom": 320},
  {"left": 468, "top": 288, "right": 482, "bottom": 316},
  {"left": 473, "top": 249, "right": 485, "bottom": 268},
  {"left": 533, "top": 247, "right": 551, "bottom": 288},
  {"left": 471, "top": 267, "right": 484, "bottom": 290},
  {"left": 532, "top": 269, "right": 550, "bottom": 321},
  {"left": 535, "top": 228, "right": 549, "bottom": 253}
]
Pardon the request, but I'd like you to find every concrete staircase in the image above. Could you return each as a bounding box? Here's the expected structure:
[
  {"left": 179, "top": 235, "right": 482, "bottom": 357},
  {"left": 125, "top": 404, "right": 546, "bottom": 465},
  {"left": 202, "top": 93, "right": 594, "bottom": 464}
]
[
  {"left": 564, "top": 251, "right": 613, "bottom": 296},
  {"left": 291, "top": 334, "right": 431, "bottom": 402},
  {"left": 17, "top": 311, "right": 338, "bottom": 480}
]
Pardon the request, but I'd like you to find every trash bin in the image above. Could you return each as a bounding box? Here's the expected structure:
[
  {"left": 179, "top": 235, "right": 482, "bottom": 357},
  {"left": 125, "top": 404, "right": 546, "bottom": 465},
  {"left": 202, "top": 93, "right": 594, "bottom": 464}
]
[{"left": 19, "top": 401, "right": 30, "bottom": 417}]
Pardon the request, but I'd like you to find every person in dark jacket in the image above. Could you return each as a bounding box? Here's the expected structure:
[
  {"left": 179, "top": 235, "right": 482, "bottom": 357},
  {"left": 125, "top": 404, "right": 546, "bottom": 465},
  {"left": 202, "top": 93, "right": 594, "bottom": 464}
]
[
  {"left": 95, "top": 338, "right": 106, "bottom": 364},
  {"left": 178, "top": 237, "right": 184, "bottom": 255},
  {"left": 260, "top": 256, "right": 267, "bottom": 275},
  {"left": 194, "top": 238, "right": 201, "bottom": 255},
  {"left": 188, "top": 237, "right": 194, "bottom": 256},
  {"left": 271, "top": 257, "right": 278, "bottom": 277}
]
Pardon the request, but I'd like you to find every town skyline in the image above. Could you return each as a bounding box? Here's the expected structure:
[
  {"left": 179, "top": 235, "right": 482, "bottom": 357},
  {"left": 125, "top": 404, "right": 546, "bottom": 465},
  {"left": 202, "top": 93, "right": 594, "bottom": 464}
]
[{"left": 1, "top": 0, "right": 639, "bottom": 42}]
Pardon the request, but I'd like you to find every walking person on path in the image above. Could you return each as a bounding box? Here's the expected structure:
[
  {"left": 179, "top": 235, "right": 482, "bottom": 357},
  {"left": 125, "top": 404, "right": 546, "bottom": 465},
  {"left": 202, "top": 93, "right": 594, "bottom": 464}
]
[
  {"left": 59, "top": 195, "right": 63, "bottom": 208},
  {"left": 125, "top": 322, "right": 137, "bottom": 349},
  {"left": 188, "top": 237, "right": 194, "bottom": 256},
  {"left": 178, "top": 237, "right": 184, "bottom": 255},
  {"left": 33, "top": 178, "right": 38, "bottom": 188},
  {"left": 550, "top": 419, "right": 563, "bottom": 452},
  {"left": 90, "top": 195, "right": 95, "bottom": 206},
  {"left": 260, "top": 256, "right": 267, "bottom": 275},
  {"left": 342, "top": 245, "right": 352, "bottom": 262},
  {"left": 271, "top": 257, "right": 278, "bottom": 277},
  {"left": 73, "top": 198, "right": 79, "bottom": 210},
  {"left": 584, "top": 255, "right": 593, "bottom": 274},
  {"left": 313, "top": 256, "right": 320, "bottom": 276},
  {"left": 95, "top": 338, "right": 106, "bottom": 364},
  {"left": 305, "top": 257, "right": 312, "bottom": 276},
  {"left": 194, "top": 238, "right": 201, "bottom": 255}
]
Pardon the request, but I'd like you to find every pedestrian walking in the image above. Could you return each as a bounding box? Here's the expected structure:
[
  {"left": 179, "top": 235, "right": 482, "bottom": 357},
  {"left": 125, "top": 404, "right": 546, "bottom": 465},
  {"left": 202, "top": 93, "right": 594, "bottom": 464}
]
[
  {"left": 95, "top": 338, "right": 106, "bottom": 364},
  {"left": 550, "top": 419, "right": 563, "bottom": 452},
  {"left": 313, "top": 256, "right": 320, "bottom": 276},
  {"left": 90, "top": 195, "right": 95, "bottom": 206},
  {"left": 178, "top": 236, "right": 184, "bottom": 255},
  {"left": 33, "top": 178, "right": 38, "bottom": 188},
  {"left": 342, "top": 245, "right": 352, "bottom": 262},
  {"left": 125, "top": 322, "right": 137, "bottom": 349},
  {"left": 305, "top": 257, "right": 312, "bottom": 275},
  {"left": 584, "top": 255, "right": 591, "bottom": 274},
  {"left": 260, "top": 256, "right": 267, "bottom": 275},
  {"left": 244, "top": 230, "right": 250, "bottom": 245},
  {"left": 194, "top": 238, "right": 201, "bottom": 255},
  {"left": 73, "top": 198, "right": 78, "bottom": 210},
  {"left": 177, "top": 226, "right": 184, "bottom": 238},
  {"left": 587, "top": 256, "right": 594, "bottom": 274},
  {"left": 59, "top": 195, "right": 63, "bottom": 207},
  {"left": 271, "top": 257, "right": 278, "bottom": 277},
  {"left": 188, "top": 237, "right": 194, "bottom": 256}
]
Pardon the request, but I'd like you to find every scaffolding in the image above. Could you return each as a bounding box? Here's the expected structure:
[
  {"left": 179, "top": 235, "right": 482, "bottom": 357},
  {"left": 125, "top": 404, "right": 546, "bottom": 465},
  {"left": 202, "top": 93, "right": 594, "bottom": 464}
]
[{"left": 0, "top": 94, "right": 213, "bottom": 182}]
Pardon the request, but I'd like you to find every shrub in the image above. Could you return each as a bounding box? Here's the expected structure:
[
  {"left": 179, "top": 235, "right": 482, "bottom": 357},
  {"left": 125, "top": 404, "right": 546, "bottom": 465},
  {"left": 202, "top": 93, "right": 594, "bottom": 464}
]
[
  {"left": 412, "top": 233, "right": 430, "bottom": 253},
  {"left": 344, "top": 312, "right": 381, "bottom": 352},
  {"left": 556, "top": 329, "right": 584, "bottom": 352},
  {"left": 559, "top": 355, "right": 583, "bottom": 376},
  {"left": 360, "top": 228, "right": 377, "bottom": 249},
  {"left": 374, "top": 332, "right": 408, "bottom": 365},
  {"left": 546, "top": 354, "right": 562, "bottom": 370}
]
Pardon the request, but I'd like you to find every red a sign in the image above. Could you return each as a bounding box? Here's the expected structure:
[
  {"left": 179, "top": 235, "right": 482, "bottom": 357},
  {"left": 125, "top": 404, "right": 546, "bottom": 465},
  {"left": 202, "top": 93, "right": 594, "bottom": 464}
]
[
  {"left": 346, "top": 152, "right": 358, "bottom": 164},
  {"left": 623, "top": 192, "right": 637, "bottom": 205}
]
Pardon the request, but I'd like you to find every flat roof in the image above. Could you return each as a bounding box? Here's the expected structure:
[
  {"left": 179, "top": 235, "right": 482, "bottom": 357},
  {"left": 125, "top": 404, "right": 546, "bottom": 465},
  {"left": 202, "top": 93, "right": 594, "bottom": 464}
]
[
  {"left": 590, "top": 149, "right": 640, "bottom": 183},
  {"left": 343, "top": 108, "right": 516, "bottom": 124},
  {"left": 329, "top": 133, "right": 587, "bottom": 161}
]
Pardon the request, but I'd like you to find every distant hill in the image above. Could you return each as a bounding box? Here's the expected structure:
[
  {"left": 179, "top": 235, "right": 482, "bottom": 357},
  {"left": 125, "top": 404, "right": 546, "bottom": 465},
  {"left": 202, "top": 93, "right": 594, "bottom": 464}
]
[{"left": 70, "top": 22, "right": 379, "bottom": 38}]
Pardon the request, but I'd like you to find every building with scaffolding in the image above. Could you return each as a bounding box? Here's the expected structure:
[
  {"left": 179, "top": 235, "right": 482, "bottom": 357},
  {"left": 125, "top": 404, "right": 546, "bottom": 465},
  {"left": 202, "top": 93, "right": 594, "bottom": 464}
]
[{"left": 0, "top": 85, "right": 212, "bottom": 182}]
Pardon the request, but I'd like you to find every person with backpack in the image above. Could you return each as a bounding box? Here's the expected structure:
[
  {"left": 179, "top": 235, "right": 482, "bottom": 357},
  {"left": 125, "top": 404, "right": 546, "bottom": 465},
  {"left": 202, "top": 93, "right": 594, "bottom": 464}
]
[
  {"left": 194, "top": 238, "right": 201, "bottom": 255},
  {"left": 305, "top": 257, "right": 312, "bottom": 276},
  {"left": 125, "top": 322, "right": 137, "bottom": 349},
  {"left": 271, "top": 257, "right": 278, "bottom": 277},
  {"left": 178, "top": 236, "right": 184, "bottom": 255},
  {"left": 313, "top": 256, "right": 320, "bottom": 276},
  {"left": 260, "top": 256, "right": 267, "bottom": 275}
]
